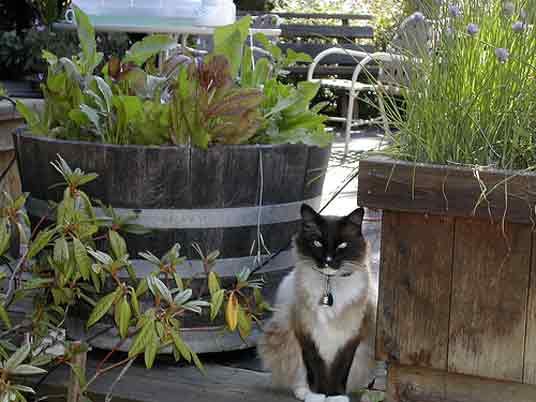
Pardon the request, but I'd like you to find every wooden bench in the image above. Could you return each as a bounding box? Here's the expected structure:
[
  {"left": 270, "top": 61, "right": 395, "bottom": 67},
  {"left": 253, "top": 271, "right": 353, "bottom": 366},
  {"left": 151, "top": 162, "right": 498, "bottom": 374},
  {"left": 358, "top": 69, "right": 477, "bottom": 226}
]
[{"left": 243, "top": 11, "right": 376, "bottom": 79}]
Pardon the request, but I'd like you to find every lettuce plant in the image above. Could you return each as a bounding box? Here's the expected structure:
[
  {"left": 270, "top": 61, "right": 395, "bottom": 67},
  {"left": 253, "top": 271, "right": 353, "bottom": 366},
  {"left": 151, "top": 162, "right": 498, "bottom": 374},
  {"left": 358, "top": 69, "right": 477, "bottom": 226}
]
[{"left": 16, "top": 7, "right": 331, "bottom": 148}]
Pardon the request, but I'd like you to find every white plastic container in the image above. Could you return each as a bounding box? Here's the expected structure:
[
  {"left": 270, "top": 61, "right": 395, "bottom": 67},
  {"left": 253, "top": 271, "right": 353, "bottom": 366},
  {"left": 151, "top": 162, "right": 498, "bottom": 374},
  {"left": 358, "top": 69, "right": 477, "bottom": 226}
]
[
  {"left": 71, "top": 0, "right": 106, "bottom": 16},
  {"left": 195, "top": 0, "right": 236, "bottom": 26},
  {"left": 161, "top": 0, "right": 202, "bottom": 20}
]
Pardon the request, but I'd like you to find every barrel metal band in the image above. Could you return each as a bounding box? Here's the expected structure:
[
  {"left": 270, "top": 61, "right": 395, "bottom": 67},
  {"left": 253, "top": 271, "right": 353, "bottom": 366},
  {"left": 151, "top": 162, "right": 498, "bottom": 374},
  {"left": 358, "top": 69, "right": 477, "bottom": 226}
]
[
  {"left": 27, "top": 196, "right": 321, "bottom": 229},
  {"left": 119, "top": 249, "right": 295, "bottom": 278}
]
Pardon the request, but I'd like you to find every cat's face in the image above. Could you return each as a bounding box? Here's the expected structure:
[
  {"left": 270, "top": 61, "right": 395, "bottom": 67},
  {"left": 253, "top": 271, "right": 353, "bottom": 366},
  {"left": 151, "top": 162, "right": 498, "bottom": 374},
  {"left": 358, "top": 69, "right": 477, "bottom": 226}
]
[{"left": 296, "top": 204, "right": 367, "bottom": 274}]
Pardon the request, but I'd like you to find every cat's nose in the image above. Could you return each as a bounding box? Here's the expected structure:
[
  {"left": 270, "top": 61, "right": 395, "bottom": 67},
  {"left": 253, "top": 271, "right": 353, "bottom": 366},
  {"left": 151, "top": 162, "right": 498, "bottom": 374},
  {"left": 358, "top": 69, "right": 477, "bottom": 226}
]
[{"left": 325, "top": 256, "right": 333, "bottom": 263}]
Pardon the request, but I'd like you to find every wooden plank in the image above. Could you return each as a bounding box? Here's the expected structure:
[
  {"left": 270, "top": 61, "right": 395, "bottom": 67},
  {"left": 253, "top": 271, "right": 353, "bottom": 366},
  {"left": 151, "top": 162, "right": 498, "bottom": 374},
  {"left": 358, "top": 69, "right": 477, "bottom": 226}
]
[
  {"left": 261, "top": 144, "right": 308, "bottom": 204},
  {"left": 303, "top": 145, "right": 331, "bottom": 200},
  {"left": 0, "top": 149, "right": 20, "bottom": 199},
  {"left": 448, "top": 218, "right": 531, "bottom": 381},
  {"left": 241, "top": 11, "right": 375, "bottom": 21},
  {"left": 30, "top": 357, "right": 296, "bottom": 402},
  {"left": 187, "top": 146, "right": 225, "bottom": 259},
  {"left": 286, "top": 65, "right": 378, "bottom": 79},
  {"left": 386, "top": 364, "right": 536, "bottom": 402},
  {"left": 376, "top": 211, "right": 453, "bottom": 370},
  {"left": 222, "top": 146, "right": 259, "bottom": 208},
  {"left": 358, "top": 155, "right": 536, "bottom": 225},
  {"left": 143, "top": 146, "right": 191, "bottom": 208},
  {"left": 525, "top": 233, "right": 536, "bottom": 384},
  {"left": 281, "top": 24, "right": 374, "bottom": 40}
]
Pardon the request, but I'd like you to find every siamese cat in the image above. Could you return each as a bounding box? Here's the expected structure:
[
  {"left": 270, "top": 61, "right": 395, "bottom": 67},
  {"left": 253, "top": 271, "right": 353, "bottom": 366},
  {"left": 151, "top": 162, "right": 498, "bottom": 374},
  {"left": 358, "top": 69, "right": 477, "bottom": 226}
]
[{"left": 258, "top": 205, "right": 376, "bottom": 402}]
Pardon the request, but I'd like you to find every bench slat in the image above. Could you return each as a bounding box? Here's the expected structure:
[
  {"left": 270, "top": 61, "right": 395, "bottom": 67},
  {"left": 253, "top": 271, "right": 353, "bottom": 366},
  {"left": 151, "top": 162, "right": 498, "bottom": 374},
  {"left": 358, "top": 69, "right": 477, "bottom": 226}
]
[
  {"left": 280, "top": 24, "right": 374, "bottom": 39},
  {"left": 278, "top": 43, "right": 375, "bottom": 64},
  {"left": 240, "top": 11, "right": 374, "bottom": 21}
]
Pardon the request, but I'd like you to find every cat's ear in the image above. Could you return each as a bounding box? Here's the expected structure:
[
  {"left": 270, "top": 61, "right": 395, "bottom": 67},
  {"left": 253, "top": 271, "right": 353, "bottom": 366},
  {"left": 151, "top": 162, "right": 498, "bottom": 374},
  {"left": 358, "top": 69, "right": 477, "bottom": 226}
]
[
  {"left": 301, "top": 204, "right": 319, "bottom": 222},
  {"left": 345, "top": 207, "right": 365, "bottom": 228},
  {"left": 301, "top": 204, "right": 321, "bottom": 232}
]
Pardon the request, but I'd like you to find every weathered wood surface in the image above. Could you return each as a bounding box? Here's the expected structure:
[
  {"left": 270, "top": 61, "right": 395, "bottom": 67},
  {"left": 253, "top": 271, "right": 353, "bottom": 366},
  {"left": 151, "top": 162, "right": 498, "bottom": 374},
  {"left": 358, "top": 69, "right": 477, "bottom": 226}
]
[
  {"left": 33, "top": 357, "right": 296, "bottom": 402},
  {"left": 386, "top": 364, "right": 536, "bottom": 402},
  {"left": 358, "top": 156, "right": 536, "bottom": 225},
  {"left": 523, "top": 235, "right": 536, "bottom": 385},
  {"left": 15, "top": 134, "right": 331, "bottom": 259},
  {"left": 376, "top": 212, "right": 452, "bottom": 369},
  {"left": 281, "top": 24, "right": 374, "bottom": 40},
  {"left": 243, "top": 11, "right": 375, "bottom": 21},
  {"left": 448, "top": 218, "right": 531, "bottom": 382},
  {"left": 278, "top": 43, "right": 376, "bottom": 65}
]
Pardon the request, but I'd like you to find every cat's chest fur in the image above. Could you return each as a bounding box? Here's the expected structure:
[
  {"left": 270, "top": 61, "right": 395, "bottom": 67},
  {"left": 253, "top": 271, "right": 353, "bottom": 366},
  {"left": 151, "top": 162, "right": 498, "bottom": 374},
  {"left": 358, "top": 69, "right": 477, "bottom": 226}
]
[{"left": 293, "top": 257, "right": 370, "bottom": 365}]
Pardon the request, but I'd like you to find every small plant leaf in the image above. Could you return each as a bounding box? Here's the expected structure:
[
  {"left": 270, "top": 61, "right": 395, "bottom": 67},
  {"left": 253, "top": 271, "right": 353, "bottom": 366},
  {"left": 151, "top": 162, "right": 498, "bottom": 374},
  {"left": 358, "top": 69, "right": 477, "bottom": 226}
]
[
  {"left": 130, "top": 288, "right": 141, "bottom": 318},
  {"left": 147, "top": 276, "right": 172, "bottom": 304},
  {"left": 123, "top": 34, "right": 177, "bottom": 66},
  {"left": 173, "top": 289, "right": 192, "bottom": 306},
  {"left": 0, "top": 303, "right": 11, "bottom": 329},
  {"left": 27, "top": 229, "right": 55, "bottom": 260},
  {"left": 225, "top": 293, "right": 239, "bottom": 331},
  {"left": 237, "top": 304, "right": 252, "bottom": 339},
  {"left": 173, "top": 273, "right": 184, "bottom": 291},
  {"left": 128, "top": 321, "right": 152, "bottom": 358},
  {"left": 6, "top": 343, "right": 31, "bottom": 369},
  {"left": 10, "top": 364, "right": 47, "bottom": 376},
  {"left": 171, "top": 330, "right": 191, "bottom": 362},
  {"left": 73, "top": 238, "right": 91, "bottom": 280},
  {"left": 109, "top": 230, "right": 128, "bottom": 259},
  {"left": 10, "top": 384, "right": 36, "bottom": 394},
  {"left": 86, "top": 289, "right": 119, "bottom": 328},
  {"left": 210, "top": 289, "right": 225, "bottom": 320},
  {"left": 118, "top": 296, "right": 132, "bottom": 339},
  {"left": 208, "top": 271, "right": 220, "bottom": 295},
  {"left": 144, "top": 327, "right": 158, "bottom": 368},
  {"left": 191, "top": 351, "right": 205, "bottom": 374}
]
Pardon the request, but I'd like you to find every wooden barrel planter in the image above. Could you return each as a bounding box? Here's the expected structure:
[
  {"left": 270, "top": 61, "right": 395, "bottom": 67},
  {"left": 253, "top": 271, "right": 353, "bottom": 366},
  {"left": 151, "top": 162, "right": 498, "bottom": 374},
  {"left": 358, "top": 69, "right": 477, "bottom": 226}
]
[
  {"left": 0, "top": 99, "right": 43, "bottom": 199},
  {"left": 14, "top": 132, "right": 331, "bottom": 353},
  {"left": 358, "top": 155, "right": 536, "bottom": 402}
]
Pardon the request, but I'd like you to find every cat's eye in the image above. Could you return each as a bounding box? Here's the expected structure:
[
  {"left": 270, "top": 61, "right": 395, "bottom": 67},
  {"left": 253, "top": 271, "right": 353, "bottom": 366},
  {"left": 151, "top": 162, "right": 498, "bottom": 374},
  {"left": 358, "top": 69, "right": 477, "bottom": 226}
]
[
  {"left": 337, "top": 242, "right": 348, "bottom": 249},
  {"left": 313, "top": 240, "right": 323, "bottom": 248}
]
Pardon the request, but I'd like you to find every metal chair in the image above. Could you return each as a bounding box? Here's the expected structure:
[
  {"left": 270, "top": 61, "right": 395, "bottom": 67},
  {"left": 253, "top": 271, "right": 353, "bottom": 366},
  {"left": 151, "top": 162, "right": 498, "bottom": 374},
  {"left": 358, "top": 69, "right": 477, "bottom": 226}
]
[{"left": 306, "top": 14, "right": 431, "bottom": 156}]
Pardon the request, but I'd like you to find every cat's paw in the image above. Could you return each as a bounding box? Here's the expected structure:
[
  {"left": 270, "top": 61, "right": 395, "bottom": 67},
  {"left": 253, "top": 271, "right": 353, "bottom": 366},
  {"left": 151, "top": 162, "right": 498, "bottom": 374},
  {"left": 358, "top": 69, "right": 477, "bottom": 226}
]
[
  {"left": 304, "top": 392, "right": 327, "bottom": 402},
  {"left": 325, "top": 396, "right": 350, "bottom": 402},
  {"left": 293, "top": 387, "right": 309, "bottom": 401}
]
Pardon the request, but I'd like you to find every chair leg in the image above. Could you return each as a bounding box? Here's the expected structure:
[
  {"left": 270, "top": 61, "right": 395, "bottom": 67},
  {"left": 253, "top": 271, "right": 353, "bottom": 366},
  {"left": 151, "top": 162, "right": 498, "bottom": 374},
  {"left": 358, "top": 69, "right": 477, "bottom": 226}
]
[{"left": 344, "top": 90, "right": 358, "bottom": 157}]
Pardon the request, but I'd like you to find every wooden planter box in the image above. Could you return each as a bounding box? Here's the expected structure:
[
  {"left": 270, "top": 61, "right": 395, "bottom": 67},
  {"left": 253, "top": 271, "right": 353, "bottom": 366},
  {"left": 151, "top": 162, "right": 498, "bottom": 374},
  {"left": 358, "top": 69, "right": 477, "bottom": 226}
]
[
  {"left": 14, "top": 132, "right": 331, "bottom": 353},
  {"left": 358, "top": 156, "right": 536, "bottom": 402}
]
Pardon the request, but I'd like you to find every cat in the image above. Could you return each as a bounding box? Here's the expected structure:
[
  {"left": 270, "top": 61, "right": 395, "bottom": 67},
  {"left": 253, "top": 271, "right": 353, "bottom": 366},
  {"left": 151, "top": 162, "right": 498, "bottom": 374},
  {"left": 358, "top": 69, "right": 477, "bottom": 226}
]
[{"left": 258, "top": 204, "right": 376, "bottom": 402}]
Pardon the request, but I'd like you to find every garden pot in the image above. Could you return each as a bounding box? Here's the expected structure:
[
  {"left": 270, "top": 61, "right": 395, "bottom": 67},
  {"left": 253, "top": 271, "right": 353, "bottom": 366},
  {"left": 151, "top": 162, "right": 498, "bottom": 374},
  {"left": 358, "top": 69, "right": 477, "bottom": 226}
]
[
  {"left": 357, "top": 155, "right": 536, "bottom": 402},
  {"left": 14, "top": 132, "right": 331, "bottom": 353},
  {"left": 0, "top": 99, "right": 43, "bottom": 199}
]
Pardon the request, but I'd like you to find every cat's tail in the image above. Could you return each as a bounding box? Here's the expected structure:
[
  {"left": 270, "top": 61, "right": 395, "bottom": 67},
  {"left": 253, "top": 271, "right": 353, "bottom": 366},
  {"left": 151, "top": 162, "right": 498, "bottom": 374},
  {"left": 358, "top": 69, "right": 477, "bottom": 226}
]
[{"left": 257, "top": 309, "right": 303, "bottom": 389}]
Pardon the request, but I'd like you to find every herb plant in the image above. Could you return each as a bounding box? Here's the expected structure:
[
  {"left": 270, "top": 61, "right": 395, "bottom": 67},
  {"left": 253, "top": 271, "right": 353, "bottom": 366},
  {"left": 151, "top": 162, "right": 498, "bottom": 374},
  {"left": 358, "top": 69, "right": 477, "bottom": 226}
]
[
  {"left": 382, "top": 0, "right": 536, "bottom": 170},
  {"left": 17, "top": 7, "right": 332, "bottom": 148}
]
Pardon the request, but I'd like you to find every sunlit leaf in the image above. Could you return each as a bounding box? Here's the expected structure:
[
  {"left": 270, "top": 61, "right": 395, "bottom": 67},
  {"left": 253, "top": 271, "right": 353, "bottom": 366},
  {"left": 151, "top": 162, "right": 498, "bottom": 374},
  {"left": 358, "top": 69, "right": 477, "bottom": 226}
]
[
  {"left": 171, "top": 330, "right": 191, "bottom": 362},
  {"left": 118, "top": 296, "right": 132, "bottom": 339},
  {"left": 86, "top": 289, "right": 119, "bottom": 328},
  {"left": 210, "top": 289, "right": 225, "bottom": 320},
  {"left": 6, "top": 343, "right": 31, "bottom": 369},
  {"left": 73, "top": 238, "right": 91, "bottom": 280},
  {"left": 10, "top": 364, "right": 47, "bottom": 376},
  {"left": 225, "top": 293, "right": 239, "bottom": 331},
  {"left": 123, "top": 34, "right": 177, "bottom": 66}
]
